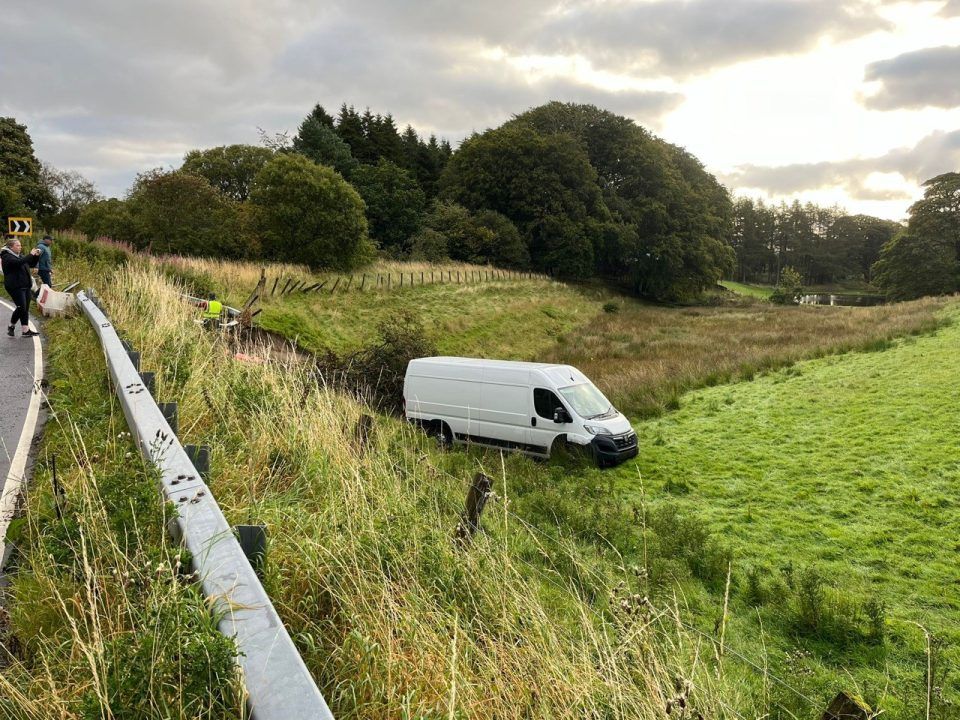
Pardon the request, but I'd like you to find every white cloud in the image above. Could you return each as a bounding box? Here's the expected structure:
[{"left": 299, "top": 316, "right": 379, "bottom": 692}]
[{"left": 0, "top": 0, "right": 956, "bottom": 218}]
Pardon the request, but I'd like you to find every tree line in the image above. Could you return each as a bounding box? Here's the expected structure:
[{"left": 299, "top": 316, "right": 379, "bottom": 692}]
[
  {"left": 34, "top": 101, "right": 740, "bottom": 300},
  {"left": 730, "top": 198, "right": 900, "bottom": 287},
  {"left": 730, "top": 175, "right": 960, "bottom": 302},
  {"left": 2, "top": 109, "right": 957, "bottom": 302}
]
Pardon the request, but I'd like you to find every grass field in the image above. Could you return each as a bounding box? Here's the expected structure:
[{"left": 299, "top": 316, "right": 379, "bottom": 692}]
[
  {"left": 11, "top": 238, "right": 956, "bottom": 719},
  {"left": 619, "top": 304, "right": 960, "bottom": 716},
  {"left": 255, "top": 277, "right": 601, "bottom": 359},
  {"left": 719, "top": 280, "right": 774, "bottom": 298}
]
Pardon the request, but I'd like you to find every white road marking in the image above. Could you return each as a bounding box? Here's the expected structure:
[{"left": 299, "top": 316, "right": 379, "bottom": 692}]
[{"left": 0, "top": 298, "right": 44, "bottom": 563}]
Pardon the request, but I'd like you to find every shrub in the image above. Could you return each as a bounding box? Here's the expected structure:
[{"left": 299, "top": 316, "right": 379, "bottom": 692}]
[
  {"left": 603, "top": 301, "right": 620, "bottom": 314},
  {"left": 320, "top": 309, "right": 437, "bottom": 412},
  {"left": 648, "top": 505, "right": 732, "bottom": 591},
  {"left": 408, "top": 227, "right": 449, "bottom": 261},
  {"left": 770, "top": 266, "right": 803, "bottom": 305}
]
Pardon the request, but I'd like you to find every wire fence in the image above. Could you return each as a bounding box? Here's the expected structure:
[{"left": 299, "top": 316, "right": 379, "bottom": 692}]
[{"left": 266, "top": 267, "right": 554, "bottom": 297}]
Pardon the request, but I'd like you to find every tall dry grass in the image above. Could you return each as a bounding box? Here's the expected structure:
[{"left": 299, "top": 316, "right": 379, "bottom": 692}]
[
  {"left": 0, "top": 320, "right": 243, "bottom": 719},
  {"left": 91, "top": 265, "right": 750, "bottom": 718},
  {"left": 550, "top": 297, "right": 952, "bottom": 416}
]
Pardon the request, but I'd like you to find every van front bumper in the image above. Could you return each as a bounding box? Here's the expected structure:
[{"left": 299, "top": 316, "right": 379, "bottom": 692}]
[{"left": 590, "top": 431, "right": 638, "bottom": 466}]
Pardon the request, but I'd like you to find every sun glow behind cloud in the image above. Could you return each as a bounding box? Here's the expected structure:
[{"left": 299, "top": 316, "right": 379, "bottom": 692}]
[{"left": 662, "top": 1, "right": 960, "bottom": 215}]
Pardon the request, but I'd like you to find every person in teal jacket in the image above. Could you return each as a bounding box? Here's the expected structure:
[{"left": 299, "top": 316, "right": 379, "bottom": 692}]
[{"left": 36, "top": 235, "right": 53, "bottom": 288}]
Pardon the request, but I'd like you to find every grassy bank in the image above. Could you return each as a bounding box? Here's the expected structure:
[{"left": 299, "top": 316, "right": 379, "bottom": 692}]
[
  {"left": 719, "top": 280, "right": 774, "bottom": 299},
  {"left": 0, "top": 309, "right": 243, "bottom": 718},
  {"left": 8, "top": 254, "right": 747, "bottom": 718}
]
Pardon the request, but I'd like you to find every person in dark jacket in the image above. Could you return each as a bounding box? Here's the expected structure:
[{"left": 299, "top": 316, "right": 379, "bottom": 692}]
[{"left": 1, "top": 235, "right": 41, "bottom": 337}]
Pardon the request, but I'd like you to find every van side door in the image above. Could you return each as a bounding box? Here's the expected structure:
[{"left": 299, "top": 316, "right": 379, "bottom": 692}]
[{"left": 528, "top": 387, "right": 572, "bottom": 456}]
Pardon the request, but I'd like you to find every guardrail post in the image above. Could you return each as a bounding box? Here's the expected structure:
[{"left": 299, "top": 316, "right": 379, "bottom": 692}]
[
  {"left": 158, "top": 402, "right": 178, "bottom": 435},
  {"left": 185, "top": 444, "right": 211, "bottom": 481},
  {"left": 234, "top": 524, "right": 267, "bottom": 576},
  {"left": 127, "top": 350, "right": 141, "bottom": 372},
  {"left": 140, "top": 371, "right": 155, "bottom": 395}
]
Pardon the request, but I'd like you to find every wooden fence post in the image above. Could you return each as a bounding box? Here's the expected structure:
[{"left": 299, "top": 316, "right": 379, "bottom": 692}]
[
  {"left": 330, "top": 276, "right": 341, "bottom": 293},
  {"left": 346, "top": 275, "right": 353, "bottom": 291},
  {"left": 360, "top": 274, "right": 366, "bottom": 290},
  {"left": 456, "top": 473, "right": 493, "bottom": 545},
  {"left": 270, "top": 277, "right": 279, "bottom": 295}
]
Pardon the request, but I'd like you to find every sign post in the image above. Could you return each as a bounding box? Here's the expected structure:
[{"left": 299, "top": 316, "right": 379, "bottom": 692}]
[{"left": 7, "top": 217, "right": 32, "bottom": 236}]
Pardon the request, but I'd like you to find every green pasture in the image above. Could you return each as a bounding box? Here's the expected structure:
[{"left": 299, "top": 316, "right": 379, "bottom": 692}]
[{"left": 620, "top": 304, "right": 960, "bottom": 715}]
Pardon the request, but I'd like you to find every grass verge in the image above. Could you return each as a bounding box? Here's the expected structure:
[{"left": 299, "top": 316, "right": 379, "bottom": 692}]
[{"left": 0, "top": 311, "right": 243, "bottom": 718}]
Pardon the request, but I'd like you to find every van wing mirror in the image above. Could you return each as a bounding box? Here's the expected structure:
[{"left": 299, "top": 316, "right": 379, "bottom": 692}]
[{"left": 553, "top": 408, "right": 570, "bottom": 424}]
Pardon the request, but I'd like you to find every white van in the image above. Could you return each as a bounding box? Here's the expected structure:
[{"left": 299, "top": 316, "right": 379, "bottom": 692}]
[{"left": 403, "top": 357, "right": 638, "bottom": 467}]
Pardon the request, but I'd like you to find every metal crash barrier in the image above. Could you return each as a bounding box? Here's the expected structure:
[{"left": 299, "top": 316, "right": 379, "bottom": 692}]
[{"left": 78, "top": 291, "right": 333, "bottom": 720}]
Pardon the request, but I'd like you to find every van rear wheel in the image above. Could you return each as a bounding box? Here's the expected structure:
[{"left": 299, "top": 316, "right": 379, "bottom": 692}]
[{"left": 437, "top": 422, "right": 454, "bottom": 449}]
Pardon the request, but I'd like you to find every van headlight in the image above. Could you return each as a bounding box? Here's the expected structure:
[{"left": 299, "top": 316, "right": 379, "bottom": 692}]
[{"left": 583, "top": 424, "right": 612, "bottom": 436}]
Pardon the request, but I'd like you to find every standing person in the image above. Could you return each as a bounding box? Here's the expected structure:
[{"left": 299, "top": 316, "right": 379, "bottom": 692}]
[
  {"left": 1, "top": 235, "right": 41, "bottom": 338},
  {"left": 36, "top": 234, "right": 53, "bottom": 289}
]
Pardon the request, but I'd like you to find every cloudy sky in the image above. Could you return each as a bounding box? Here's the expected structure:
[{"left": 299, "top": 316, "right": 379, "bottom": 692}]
[{"left": 3, "top": 0, "right": 959, "bottom": 220}]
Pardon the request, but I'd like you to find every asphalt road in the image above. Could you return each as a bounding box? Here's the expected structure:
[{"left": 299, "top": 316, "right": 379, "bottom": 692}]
[{"left": 0, "top": 298, "right": 44, "bottom": 560}]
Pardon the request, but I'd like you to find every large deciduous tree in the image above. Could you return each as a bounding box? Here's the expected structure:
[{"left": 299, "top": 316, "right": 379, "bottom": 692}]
[
  {"left": 249, "top": 153, "right": 371, "bottom": 270},
  {"left": 441, "top": 122, "right": 606, "bottom": 279},
  {"left": 873, "top": 172, "right": 960, "bottom": 299},
  {"left": 441, "top": 102, "right": 735, "bottom": 295},
  {"left": 181, "top": 145, "right": 274, "bottom": 202},
  {"left": 126, "top": 169, "right": 247, "bottom": 257},
  {"left": 0, "top": 117, "right": 55, "bottom": 218},
  {"left": 40, "top": 162, "right": 102, "bottom": 230}
]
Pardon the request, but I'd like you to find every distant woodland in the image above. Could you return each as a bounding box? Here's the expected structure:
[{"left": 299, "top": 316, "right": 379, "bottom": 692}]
[{"left": 1, "top": 106, "right": 957, "bottom": 302}]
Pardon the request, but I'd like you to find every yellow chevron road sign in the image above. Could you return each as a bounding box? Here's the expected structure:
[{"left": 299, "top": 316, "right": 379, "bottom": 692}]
[{"left": 8, "top": 217, "right": 32, "bottom": 236}]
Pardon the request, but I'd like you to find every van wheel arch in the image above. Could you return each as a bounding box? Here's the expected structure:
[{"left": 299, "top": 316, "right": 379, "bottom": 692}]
[
  {"left": 437, "top": 421, "right": 454, "bottom": 448},
  {"left": 548, "top": 434, "right": 568, "bottom": 457}
]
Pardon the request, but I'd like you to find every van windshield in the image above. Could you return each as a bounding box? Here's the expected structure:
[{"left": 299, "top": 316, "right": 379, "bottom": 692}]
[{"left": 559, "top": 383, "right": 614, "bottom": 419}]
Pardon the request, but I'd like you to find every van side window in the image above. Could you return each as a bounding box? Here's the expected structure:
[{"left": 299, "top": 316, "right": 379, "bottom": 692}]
[{"left": 534, "top": 388, "right": 563, "bottom": 420}]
